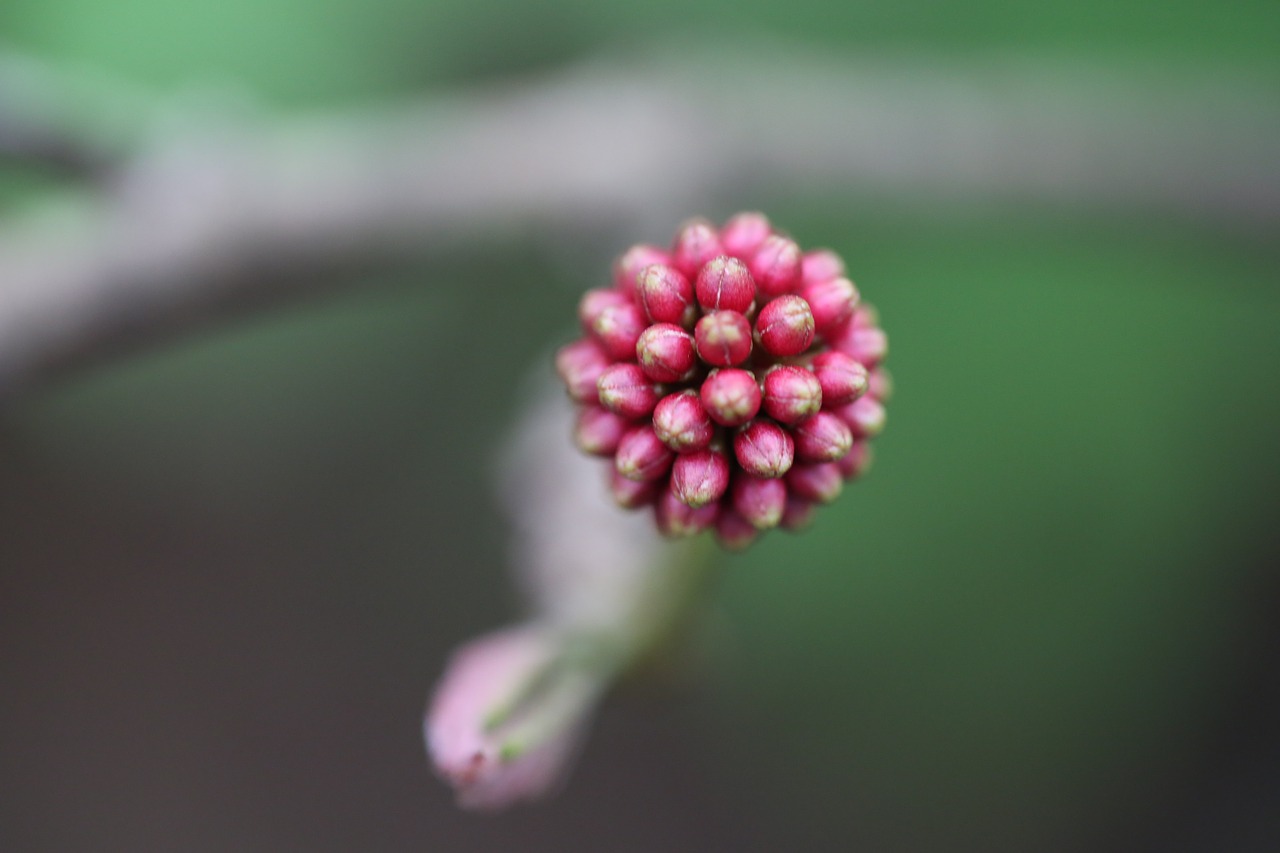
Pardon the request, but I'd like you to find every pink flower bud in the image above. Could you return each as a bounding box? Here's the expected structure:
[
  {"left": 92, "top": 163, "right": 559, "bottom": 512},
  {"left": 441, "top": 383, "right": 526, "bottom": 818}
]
[
  {"left": 755, "top": 295, "right": 815, "bottom": 357},
  {"left": 836, "top": 441, "right": 874, "bottom": 480},
  {"left": 731, "top": 474, "right": 788, "bottom": 530},
  {"left": 801, "top": 249, "right": 845, "bottom": 286},
  {"left": 786, "top": 463, "right": 844, "bottom": 504},
  {"left": 829, "top": 323, "right": 888, "bottom": 367},
  {"left": 749, "top": 234, "right": 802, "bottom": 297},
  {"left": 851, "top": 303, "right": 880, "bottom": 329},
  {"left": 577, "top": 288, "right": 629, "bottom": 335},
  {"left": 780, "top": 495, "right": 816, "bottom": 531},
  {"left": 700, "top": 368, "right": 763, "bottom": 427},
  {"left": 613, "top": 244, "right": 671, "bottom": 298},
  {"left": 636, "top": 264, "right": 695, "bottom": 326},
  {"left": 426, "top": 626, "right": 596, "bottom": 811},
  {"left": 555, "top": 338, "right": 611, "bottom": 403},
  {"left": 591, "top": 302, "right": 647, "bottom": 361},
  {"left": 671, "top": 449, "right": 731, "bottom": 508},
  {"left": 614, "top": 424, "right": 675, "bottom": 481},
  {"left": 654, "top": 485, "right": 720, "bottom": 537},
  {"left": 695, "top": 256, "right": 756, "bottom": 313},
  {"left": 733, "top": 420, "right": 795, "bottom": 478},
  {"left": 868, "top": 367, "right": 893, "bottom": 402},
  {"left": 574, "top": 405, "right": 629, "bottom": 456},
  {"left": 695, "top": 310, "right": 753, "bottom": 367},
  {"left": 761, "top": 365, "right": 822, "bottom": 424},
  {"left": 835, "top": 395, "right": 886, "bottom": 440},
  {"left": 636, "top": 323, "right": 696, "bottom": 383},
  {"left": 608, "top": 468, "right": 661, "bottom": 508},
  {"left": 720, "top": 211, "right": 773, "bottom": 259},
  {"left": 798, "top": 276, "right": 859, "bottom": 335},
  {"left": 793, "top": 412, "right": 854, "bottom": 463},
  {"left": 715, "top": 509, "right": 759, "bottom": 551},
  {"left": 652, "top": 390, "right": 715, "bottom": 452},
  {"left": 811, "top": 351, "right": 869, "bottom": 407},
  {"left": 596, "top": 363, "right": 659, "bottom": 419},
  {"left": 671, "top": 218, "right": 725, "bottom": 279}
]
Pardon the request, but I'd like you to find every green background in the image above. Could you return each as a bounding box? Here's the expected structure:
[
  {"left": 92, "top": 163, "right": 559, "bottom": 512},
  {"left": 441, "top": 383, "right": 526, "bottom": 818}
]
[{"left": 2, "top": 1, "right": 1278, "bottom": 850}]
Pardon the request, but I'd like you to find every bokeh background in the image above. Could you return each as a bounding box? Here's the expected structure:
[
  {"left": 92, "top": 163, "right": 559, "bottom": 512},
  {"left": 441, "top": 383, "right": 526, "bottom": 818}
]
[{"left": 2, "top": 1, "right": 1279, "bottom": 851}]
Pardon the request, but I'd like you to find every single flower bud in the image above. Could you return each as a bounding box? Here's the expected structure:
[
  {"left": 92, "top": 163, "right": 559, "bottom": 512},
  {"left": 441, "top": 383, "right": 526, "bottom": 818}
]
[
  {"left": 574, "top": 406, "right": 629, "bottom": 456},
  {"left": 868, "top": 367, "right": 893, "bottom": 402},
  {"left": 608, "top": 468, "right": 661, "bottom": 508},
  {"left": 671, "top": 218, "right": 725, "bottom": 279},
  {"left": 801, "top": 249, "right": 845, "bottom": 286},
  {"left": 829, "top": 323, "right": 888, "bottom": 367},
  {"left": 671, "top": 449, "right": 731, "bottom": 508},
  {"left": 811, "top": 351, "right": 869, "bottom": 407},
  {"left": 761, "top": 365, "right": 822, "bottom": 424},
  {"left": 834, "top": 395, "right": 887, "bottom": 440},
  {"left": 786, "top": 463, "right": 844, "bottom": 504},
  {"left": 720, "top": 211, "right": 773, "bottom": 259},
  {"left": 578, "top": 288, "right": 630, "bottom": 335},
  {"left": 654, "top": 485, "right": 720, "bottom": 537},
  {"left": 614, "top": 424, "right": 676, "bottom": 481},
  {"left": 836, "top": 441, "right": 874, "bottom": 480},
  {"left": 695, "top": 310, "right": 753, "bottom": 367},
  {"left": 733, "top": 420, "right": 795, "bottom": 478},
  {"left": 613, "top": 244, "right": 671, "bottom": 298},
  {"left": 652, "top": 390, "right": 715, "bottom": 452},
  {"left": 780, "top": 495, "right": 816, "bottom": 530},
  {"left": 556, "top": 338, "right": 611, "bottom": 403},
  {"left": 636, "top": 323, "right": 696, "bottom": 383},
  {"left": 636, "top": 264, "right": 695, "bottom": 326},
  {"left": 749, "top": 234, "right": 802, "bottom": 297},
  {"left": 755, "top": 295, "right": 815, "bottom": 357},
  {"left": 695, "top": 256, "right": 756, "bottom": 313},
  {"left": 731, "top": 474, "right": 788, "bottom": 530},
  {"left": 793, "top": 412, "right": 854, "bottom": 463},
  {"left": 596, "top": 363, "right": 659, "bottom": 419},
  {"left": 715, "top": 509, "right": 759, "bottom": 551},
  {"left": 591, "top": 302, "right": 648, "bottom": 361},
  {"left": 798, "top": 276, "right": 859, "bottom": 335},
  {"left": 700, "top": 368, "right": 763, "bottom": 427}
]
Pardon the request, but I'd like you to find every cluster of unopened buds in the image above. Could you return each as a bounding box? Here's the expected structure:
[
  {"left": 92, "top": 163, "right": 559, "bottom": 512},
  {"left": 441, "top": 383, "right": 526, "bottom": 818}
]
[{"left": 556, "top": 212, "right": 889, "bottom": 549}]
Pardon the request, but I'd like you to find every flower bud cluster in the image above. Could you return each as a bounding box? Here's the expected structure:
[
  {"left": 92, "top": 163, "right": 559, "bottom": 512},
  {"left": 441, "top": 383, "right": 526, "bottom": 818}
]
[{"left": 556, "top": 212, "right": 889, "bottom": 549}]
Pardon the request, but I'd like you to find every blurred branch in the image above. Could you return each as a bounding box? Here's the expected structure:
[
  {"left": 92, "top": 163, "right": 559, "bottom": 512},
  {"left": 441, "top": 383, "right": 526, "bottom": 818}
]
[{"left": 1, "top": 47, "right": 1277, "bottom": 397}]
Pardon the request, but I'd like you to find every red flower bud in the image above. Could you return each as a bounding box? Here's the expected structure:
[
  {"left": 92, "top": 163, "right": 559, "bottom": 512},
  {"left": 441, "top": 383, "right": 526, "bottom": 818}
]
[
  {"left": 730, "top": 475, "right": 787, "bottom": 530},
  {"left": 829, "top": 323, "right": 888, "bottom": 367},
  {"left": 835, "top": 395, "right": 886, "bottom": 440},
  {"left": 655, "top": 485, "right": 719, "bottom": 537},
  {"left": 811, "top": 351, "right": 869, "bottom": 407},
  {"left": 615, "top": 424, "right": 675, "bottom": 482},
  {"left": 733, "top": 420, "right": 795, "bottom": 478},
  {"left": 574, "top": 405, "right": 629, "bottom": 456},
  {"left": 793, "top": 412, "right": 854, "bottom": 463},
  {"left": 636, "top": 323, "right": 696, "bottom": 383},
  {"left": 749, "top": 235, "right": 802, "bottom": 297},
  {"left": 578, "top": 288, "right": 630, "bottom": 335},
  {"left": 798, "top": 276, "right": 859, "bottom": 335},
  {"left": 596, "top": 363, "right": 659, "bottom": 419},
  {"left": 755, "top": 295, "right": 815, "bottom": 357},
  {"left": 700, "top": 368, "right": 762, "bottom": 427},
  {"left": 836, "top": 441, "right": 874, "bottom": 480},
  {"left": 801, "top": 249, "right": 845, "bottom": 286},
  {"left": 780, "top": 495, "right": 816, "bottom": 531},
  {"left": 591, "top": 302, "right": 647, "bottom": 361},
  {"left": 761, "top": 365, "right": 822, "bottom": 424},
  {"left": 715, "top": 509, "right": 759, "bottom": 551},
  {"left": 695, "top": 256, "right": 756, "bottom": 313},
  {"left": 636, "top": 264, "right": 695, "bottom": 326},
  {"left": 695, "top": 310, "right": 753, "bottom": 367},
  {"left": 786, "top": 463, "right": 844, "bottom": 504},
  {"left": 608, "top": 468, "right": 661, "bottom": 508},
  {"left": 613, "top": 244, "right": 671, "bottom": 298},
  {"left": 652, "top": 390, "right": 715, "bottom": 452},
  {"left": 671, "top": 449, "right": 731, "bottom": 509},
  {"left": 671, "top": 219, "right": 725, "bottom": 279},
  {"left": 720, "top": 211, "right": 772, "bottom": 259},
  {"left": 555, "top": 338, "right": 611, "bottom": 403}
]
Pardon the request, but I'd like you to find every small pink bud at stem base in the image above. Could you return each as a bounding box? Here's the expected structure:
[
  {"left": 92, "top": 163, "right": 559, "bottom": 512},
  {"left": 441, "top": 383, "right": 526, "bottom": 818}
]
[
  {"left": 597, "top": 363, "right": 659, "bottom": 419},
  {"left": 793, "top": 412, "right": 854, "bottom": 463},
  {"left": 731, "top": 475, "right": 788, "bottom": 530},
  {"left": 671, "top": 449, "right": 731, "bottom": 508},
  {"left": 734, "top": 420, "right": 795, "bottom": 478},
  {"left": 701, "top": 369, "right": 762, "bottom": 427},
  {"left": 695, "top": 310, "right": 753, "bottom": 367},
  {"left": 762, "top": 365, "right": 822, "bottom": 424},
  {"left": 755, "top": 295, "right": 815, "bottom": 357},
  {"left": 653, "top": 390, "right": 715, "bottom": 452},
  {"left": 615, "top": 425, "right": 675, "bottom": 481}
]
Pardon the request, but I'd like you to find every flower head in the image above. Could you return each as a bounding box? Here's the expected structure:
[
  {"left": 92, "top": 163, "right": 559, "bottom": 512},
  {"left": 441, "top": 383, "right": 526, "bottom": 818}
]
[{"left": 555, "top": 212, "right": 890, "bottom": 548}]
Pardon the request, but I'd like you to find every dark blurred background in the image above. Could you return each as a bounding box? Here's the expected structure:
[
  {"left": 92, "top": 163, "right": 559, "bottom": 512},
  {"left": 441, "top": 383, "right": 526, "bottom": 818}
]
[{"left": 2, "top": 1, "right": 1278, "bottom": 851}]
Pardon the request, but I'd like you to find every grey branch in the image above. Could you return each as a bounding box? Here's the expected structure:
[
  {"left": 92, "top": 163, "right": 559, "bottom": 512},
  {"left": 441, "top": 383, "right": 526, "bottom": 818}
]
[{"left": 1, "top": 47, "right": 1277, "bottom": 396}]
